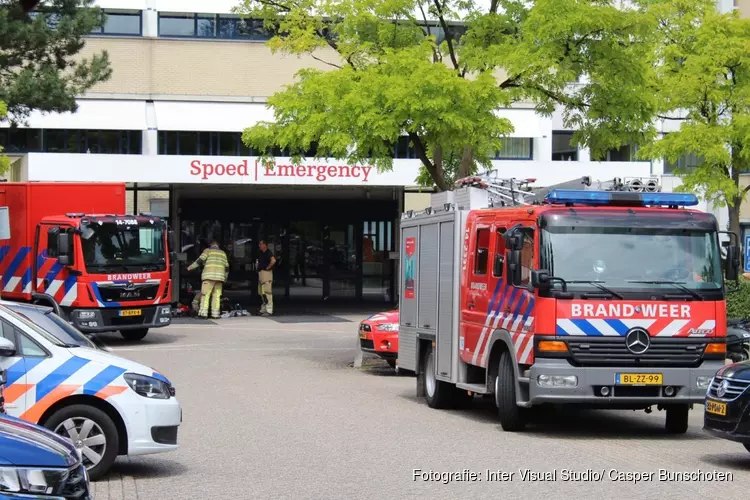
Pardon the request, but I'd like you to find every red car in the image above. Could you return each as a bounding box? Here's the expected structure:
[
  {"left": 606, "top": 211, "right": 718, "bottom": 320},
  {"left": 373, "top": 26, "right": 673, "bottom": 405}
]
[{"left": 359, "top": 310, "right": 399, "bottom": 368}]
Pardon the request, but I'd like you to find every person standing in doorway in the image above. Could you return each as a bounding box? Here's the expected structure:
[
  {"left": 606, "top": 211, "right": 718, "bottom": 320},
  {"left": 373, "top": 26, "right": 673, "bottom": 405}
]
[
  {"left": 187, "top": 238, "right": 229, "bottom": 319},
  {"left": 257, "top": 239, "right": 276, "bottom": 316}
]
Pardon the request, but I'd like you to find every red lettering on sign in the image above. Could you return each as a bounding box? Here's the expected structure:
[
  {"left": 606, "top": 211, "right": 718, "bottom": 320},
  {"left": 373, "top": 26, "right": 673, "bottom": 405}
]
[
  {"left": 190, "top": 159, "right": 249, "bottom": 180},
  {"left": 260, "top": 162, "right": 374, "bottom": 183}
]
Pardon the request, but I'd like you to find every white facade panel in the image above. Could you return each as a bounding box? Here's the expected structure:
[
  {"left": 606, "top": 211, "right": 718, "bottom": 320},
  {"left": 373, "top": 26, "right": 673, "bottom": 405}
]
[
  {"left": 494, "top": 108, "right": 548, "bottom": 137},
  {"left": 94, "top": 0, "right": 147, "bottom": 10},
  {"left": 1, "top": 100, "right": 148, "bottom": 130},
  {"left": 153, "top": 101, "right": 274, "bottom": 132},
  {"left": 155, "top": 0, "right": 239, "bottom": 14},
  {"left": 488, "top": 159, "right": 653, "bottom": 185}
]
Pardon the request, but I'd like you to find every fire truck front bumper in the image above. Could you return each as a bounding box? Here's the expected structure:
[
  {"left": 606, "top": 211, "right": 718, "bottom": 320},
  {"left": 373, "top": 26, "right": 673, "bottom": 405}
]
[
  {"left": 67, "top": 305, "right": 173, "bottom": 333},
  {"left": 526, "top": 359, "right": 723, "bottom": 407}
]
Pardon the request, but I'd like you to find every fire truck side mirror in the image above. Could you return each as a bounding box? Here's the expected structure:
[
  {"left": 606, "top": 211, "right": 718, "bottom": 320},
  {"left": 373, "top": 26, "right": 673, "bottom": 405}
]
[
  {"left": 725, "top": 244, "right": 740, "bottom": 281},
  {"left": 56, "top": 232, "right": 73, "bottom": 266},
  {"left": 0, "top": 338, "right": 16, "bottom": 358},
  {"left": 506, "top": 249, "right": 522, "bottom": 286},
  {"left": 531, "top": 270, "right": 550, "bottom": 289}
]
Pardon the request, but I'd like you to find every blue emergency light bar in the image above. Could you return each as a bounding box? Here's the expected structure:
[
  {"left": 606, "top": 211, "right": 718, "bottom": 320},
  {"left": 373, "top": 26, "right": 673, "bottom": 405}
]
[{"left": 544, "top": 190, "right": 699, "bottom": 207}]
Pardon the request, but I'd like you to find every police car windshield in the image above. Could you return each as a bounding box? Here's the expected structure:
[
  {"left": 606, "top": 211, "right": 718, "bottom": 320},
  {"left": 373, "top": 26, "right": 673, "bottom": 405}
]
[
  {"left": 81, "top": 221, "right": 166, "bottom": 273},
  {"left": 540, "top": 226, "right": 722, "bottom": 291}
]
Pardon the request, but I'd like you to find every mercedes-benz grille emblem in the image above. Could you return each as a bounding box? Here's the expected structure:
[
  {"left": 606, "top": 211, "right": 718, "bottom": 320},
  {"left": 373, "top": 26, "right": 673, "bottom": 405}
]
[
  {"left": 625, "top": 328, "right": 651, "bottom": 355},
  {"left": 716, "top": 379, "right": 729, "bottom": 398}
]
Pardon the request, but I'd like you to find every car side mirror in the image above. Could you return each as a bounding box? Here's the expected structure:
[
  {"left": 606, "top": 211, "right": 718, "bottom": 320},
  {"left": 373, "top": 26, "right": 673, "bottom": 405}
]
[
  {"left": 0, "top": 337, "right": 16, "bottom": 358},
  {"left": 725, "top": 244, "right": 740, "bottom": 281},
  {"left": 506, "top": 249, "right": 522, "bottom": 286}
]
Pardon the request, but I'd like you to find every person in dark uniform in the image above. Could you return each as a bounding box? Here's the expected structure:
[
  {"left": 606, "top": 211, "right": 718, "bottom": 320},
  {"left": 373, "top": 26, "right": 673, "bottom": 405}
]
[{"left": 257, "top": 239, "right": 276, "bottom": 315}]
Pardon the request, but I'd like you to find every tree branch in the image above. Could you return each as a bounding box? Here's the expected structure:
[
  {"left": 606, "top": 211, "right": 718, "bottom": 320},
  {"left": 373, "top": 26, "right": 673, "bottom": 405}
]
[
  {"left": 489, "top": 0, "right": 500, "bottom": 14},
  {"left": 416, "top": 2, "right": 441, "bottom": 63},
  {"left": 657, "top": 114, "right": 686, "bottom": 121},
  {"left": 432, "top": 0, "right": 460, "bottom": 72},
  {"left": 310, "top": 53, "right": 342, "bottom": 69}
]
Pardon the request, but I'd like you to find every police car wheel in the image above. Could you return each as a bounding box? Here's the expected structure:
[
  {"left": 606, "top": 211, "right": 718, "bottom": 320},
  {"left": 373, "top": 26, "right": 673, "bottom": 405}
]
[
  {"left": 120, "top": 329, "right": 149, "bottom": 341},
  {"left": 45, "top": 404, "right": 119, "bottom": 481},
  {"left": 495, "top": 351, "right": 527, "bottom": 432}
]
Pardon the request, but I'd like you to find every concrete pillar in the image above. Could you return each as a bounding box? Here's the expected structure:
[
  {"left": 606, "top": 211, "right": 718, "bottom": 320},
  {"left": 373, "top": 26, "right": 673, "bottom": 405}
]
[
  {"left": 143, "top": 0, "right": 158, "bottom": 37},
  {"left": 170, "top": 186, "right": 181, "bottom": 303}
]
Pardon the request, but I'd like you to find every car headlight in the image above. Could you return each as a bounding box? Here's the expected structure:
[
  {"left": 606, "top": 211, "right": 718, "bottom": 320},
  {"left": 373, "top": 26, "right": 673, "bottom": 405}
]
[
  {"left": 124, "top": 373, "right": 171, "bottom": 400},
  {"left": 0, "top": 466, "right": 69, "bottom": 495},
  {"left": 376, "top": 323, "right": 398, "bottom": 332}
]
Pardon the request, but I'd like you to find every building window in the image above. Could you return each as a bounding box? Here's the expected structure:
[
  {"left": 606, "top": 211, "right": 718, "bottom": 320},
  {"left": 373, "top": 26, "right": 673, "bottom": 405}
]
[
  {"left": 552, "top": 131, "right": 577, "bottom": 161},
  {"left": 90, "top": 10, "right": 142, "bottom": 36},
  {"left": 664, "top": 153, "right": 702, "bottom": 174},
  {"left": 158, "top": 13, "right": 272, "bottom": 40},
  {"left": 493, "top": 138, "right": 533, "bottom": 160},
  {"left": 6, "top": 129, "right": 144, "bottom": 154},
  {"left": 217, "top": 16, "right": 271, "bottom": 40},
  {"left": 158, "top": 14, "right": 197, "bottom": 37},
  {"left": 603, "top": 144, "right": 638, "bottom": 162},
  {"left": 393, "top": 136, "right": 417, "bottom": 159}
]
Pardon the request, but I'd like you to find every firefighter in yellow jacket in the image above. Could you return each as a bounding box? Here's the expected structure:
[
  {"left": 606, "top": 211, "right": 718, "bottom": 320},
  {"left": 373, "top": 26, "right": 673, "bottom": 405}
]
[{"left": 187, "top": 239, "right": 229, "bottom": 319}]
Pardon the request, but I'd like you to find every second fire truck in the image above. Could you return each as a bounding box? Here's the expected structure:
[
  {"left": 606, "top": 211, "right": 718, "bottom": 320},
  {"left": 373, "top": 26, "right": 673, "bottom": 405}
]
[{"left": 397, "top": 174, "right": 739, "bottom": 433}]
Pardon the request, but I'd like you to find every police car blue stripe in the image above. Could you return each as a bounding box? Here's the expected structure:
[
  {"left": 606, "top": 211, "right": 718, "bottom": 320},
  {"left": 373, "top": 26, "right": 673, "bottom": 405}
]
[
  {"left": 3, "top": 358, "right": 44, "bottom": 387},
  {"left": 35, "top": 357, "right": 90, "bottom": 402},
  {"left": 82, "top": 366, "right": 127, "bottom": 396},
  {"left": 3, "top": 247, "right": 31, "bottom": 288}
]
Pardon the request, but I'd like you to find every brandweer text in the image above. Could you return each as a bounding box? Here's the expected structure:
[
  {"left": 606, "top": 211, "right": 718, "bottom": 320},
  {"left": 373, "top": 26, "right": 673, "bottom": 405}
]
[{"left": 571, "top": 303, "right": 691, "bottom": 318}]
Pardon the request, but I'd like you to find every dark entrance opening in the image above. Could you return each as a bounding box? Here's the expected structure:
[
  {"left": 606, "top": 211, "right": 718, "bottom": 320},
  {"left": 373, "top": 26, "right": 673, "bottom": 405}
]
[{"left": 178, "top": 196, "right": 398, "bottom": 311}]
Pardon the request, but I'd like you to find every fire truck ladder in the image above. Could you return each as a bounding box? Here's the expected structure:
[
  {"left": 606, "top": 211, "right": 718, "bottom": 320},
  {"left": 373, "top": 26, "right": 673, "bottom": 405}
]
[{"left": 454, "top": 171, "right": 662, "bottom": 207}]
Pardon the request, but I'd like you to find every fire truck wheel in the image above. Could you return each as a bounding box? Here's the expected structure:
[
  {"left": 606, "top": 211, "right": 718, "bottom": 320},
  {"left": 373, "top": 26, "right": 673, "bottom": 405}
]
[
  {"left": 495, "top": 351, "right": 527, "bottom": 432},
  {"left": 422, "top": 346, "right": 465, "bottom": 409},
  {"left": 664, "top": 405, "right": 689, "bottom": 434},
  {"left": 120, "top": 329, "right": 149, "bottom": 341}
]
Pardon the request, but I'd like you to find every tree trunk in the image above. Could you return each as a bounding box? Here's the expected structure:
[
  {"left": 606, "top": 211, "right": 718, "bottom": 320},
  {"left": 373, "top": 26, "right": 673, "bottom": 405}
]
[
  {"left": 728, "top": 203, "right": 741, "bottom": 239},
  {"left": 458, "top": 146, "right": 473, "bottom": 179}
]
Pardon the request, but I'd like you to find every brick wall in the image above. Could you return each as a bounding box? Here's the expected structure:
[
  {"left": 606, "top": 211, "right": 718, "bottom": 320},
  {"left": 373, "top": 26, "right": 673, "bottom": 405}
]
[{"left": 79, "top": 37, "right": 341, "bottom": 99}]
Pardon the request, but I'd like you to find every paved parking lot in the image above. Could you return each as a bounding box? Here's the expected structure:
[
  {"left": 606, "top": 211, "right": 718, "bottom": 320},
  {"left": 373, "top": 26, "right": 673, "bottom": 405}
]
[{"left": 90, "top": 312, "right": 750, "bottom": 499}]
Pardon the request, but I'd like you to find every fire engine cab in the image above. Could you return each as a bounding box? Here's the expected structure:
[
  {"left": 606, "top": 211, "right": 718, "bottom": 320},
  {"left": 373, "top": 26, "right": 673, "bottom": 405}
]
[{"left": 397, "top": 174, "right": 740, "bottom": 434}]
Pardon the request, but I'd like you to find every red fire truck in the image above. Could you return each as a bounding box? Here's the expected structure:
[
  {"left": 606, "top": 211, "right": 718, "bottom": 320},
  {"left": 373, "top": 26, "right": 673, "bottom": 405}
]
[
  {"left": 0, "top": 183, "right": 174, "bottom": 341},
  {"left": 397, "top": 174, "right": 739, "bottom": 433}
]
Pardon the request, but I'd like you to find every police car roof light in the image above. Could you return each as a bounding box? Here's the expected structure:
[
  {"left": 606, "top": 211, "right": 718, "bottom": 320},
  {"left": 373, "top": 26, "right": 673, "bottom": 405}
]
[{"left": 544, "top": 190, "right": 699, "bottom": 207}]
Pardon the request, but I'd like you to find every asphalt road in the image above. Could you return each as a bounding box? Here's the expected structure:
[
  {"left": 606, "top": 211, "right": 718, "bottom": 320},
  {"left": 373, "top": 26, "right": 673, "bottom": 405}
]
[{"left": 89, "top": 312, "right": 750, "bottom": 500}]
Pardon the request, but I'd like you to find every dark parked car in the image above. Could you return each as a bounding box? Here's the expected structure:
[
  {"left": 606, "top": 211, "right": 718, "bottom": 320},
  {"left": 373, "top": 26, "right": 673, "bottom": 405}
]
[{"left": 703, "top": 360, "right": 750, "bottom": 451}]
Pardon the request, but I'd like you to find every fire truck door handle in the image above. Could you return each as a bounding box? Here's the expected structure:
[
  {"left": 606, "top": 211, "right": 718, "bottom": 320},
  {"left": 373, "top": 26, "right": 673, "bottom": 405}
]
[{"left": 468, "top": 302, "right": 475, "bottom": 309}]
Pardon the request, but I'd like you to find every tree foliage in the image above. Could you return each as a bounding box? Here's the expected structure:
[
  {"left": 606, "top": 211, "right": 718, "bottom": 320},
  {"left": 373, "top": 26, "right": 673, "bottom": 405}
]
[
  {"left": 0, "top": 100, "right": 9, "bottom": 174},
  {"left": 0, "top": 0, "right": 111, "bottom": 126},
  {"left": 237, "top": 0, "right": 664, "bottom": 190},
  {"left": 637, "top": 0, "right": 750, "bottom": 236}
]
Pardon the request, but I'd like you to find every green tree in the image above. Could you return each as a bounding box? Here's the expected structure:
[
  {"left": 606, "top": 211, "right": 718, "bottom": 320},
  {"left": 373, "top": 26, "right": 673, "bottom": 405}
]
[
  {"left": 236, "top": 0, "right": 662, "bottom": 190},
  {"left": 0, "top": 100, "right": 9, "bottom": 174},
  {"left": 637, "top": 0, "right": 750, "bottom": 237},
  {"left": 0, "top": 0, "right": 111, "bottom": 128}
]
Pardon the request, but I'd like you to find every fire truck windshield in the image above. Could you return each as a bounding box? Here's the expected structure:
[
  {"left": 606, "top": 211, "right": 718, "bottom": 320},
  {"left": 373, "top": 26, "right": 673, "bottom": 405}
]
[
  {"left": 540, "top": 224, "right": 723, "bottom": 295},
  {"left": 80, "top": 221, "right": 166, "bottom": 274}
]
